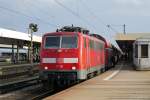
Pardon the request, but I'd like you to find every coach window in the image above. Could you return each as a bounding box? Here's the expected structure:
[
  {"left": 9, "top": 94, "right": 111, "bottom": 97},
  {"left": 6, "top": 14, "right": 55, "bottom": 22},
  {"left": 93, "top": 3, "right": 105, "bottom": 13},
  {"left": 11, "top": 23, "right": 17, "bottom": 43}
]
[
  {"left": 141, "top": 44, "right": 148, "bottom": 58},
  {"left": 89, "top": 40, "right": 93, "bottom": 49},
  {"left": 135, "top": 44, "right": 138, "bottom": 58}
]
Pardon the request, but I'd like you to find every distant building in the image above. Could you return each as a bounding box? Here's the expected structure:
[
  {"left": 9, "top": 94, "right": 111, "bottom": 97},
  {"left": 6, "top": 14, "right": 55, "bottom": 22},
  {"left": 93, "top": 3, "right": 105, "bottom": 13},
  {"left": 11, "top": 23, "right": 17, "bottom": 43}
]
[
  {"left": 0, "top": 28, "right": 41, "bottom": 63},
  {"left": 115, "top": 33, "right": 150, "bottom": 61},
  {"left": 133, "top": 37, "right": 150, "bottom": 70}
]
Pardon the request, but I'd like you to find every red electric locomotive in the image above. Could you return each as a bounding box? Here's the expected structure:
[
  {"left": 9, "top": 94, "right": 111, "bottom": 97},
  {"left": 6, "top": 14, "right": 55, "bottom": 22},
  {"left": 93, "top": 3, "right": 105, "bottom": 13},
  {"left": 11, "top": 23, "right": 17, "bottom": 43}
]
[{"left": 39, "top": 26, "right": 105, "bottom": 85}]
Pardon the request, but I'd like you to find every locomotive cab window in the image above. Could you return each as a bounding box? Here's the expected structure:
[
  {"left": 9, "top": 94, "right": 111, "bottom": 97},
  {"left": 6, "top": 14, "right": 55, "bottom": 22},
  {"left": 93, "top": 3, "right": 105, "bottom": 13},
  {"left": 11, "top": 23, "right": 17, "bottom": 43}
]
[
  {"left": 141, "top": 44, "right": 148, "bottom": 58},
  {"left": 61, "top": 36, "right": 78, "bottom": 48},
  {"left": 45, "top": 36, "right": 60, "bottom": 48},
  {"left": 45, "top": 35, "right": 78, "bottom": 49}
]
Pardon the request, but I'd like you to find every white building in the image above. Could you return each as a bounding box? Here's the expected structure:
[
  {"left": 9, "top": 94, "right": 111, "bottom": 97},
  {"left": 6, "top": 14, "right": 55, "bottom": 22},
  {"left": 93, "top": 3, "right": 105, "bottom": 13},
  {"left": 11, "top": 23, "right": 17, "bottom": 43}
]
[{"left": 133, "top": 37, "right": 150, "bottom": 70}]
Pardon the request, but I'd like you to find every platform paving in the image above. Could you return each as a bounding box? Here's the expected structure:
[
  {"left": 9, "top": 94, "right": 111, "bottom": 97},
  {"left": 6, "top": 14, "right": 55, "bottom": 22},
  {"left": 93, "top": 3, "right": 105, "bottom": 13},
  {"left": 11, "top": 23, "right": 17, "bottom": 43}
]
[{"left": 44, "top": 61, "right": 150, "bottom": 100}]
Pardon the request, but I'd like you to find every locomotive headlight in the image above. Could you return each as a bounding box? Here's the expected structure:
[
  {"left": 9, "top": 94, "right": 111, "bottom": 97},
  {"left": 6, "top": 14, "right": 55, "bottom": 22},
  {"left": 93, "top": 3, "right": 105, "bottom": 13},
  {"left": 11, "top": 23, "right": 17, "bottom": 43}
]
[
  {"left": 44, "top": 66, "right": 48, "bottom": 70},
  {"left": 72, "top": 66, "right": 76, "bottom": 70}
]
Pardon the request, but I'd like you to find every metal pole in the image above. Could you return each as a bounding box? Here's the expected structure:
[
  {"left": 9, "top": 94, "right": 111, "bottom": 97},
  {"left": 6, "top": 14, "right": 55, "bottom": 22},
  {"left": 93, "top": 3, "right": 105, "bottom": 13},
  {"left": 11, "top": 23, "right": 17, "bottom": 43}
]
[
  {"left": 12, "top": 44, "right": 15, "bottom": 64},
  {"left": 28, "top": 23, "right": 38, "bottom": 75},
  {"left": 123, "top": 24, "right": 127, "bottom": 60},
  {"left": 30, "top": 28, "right": 33, "bottom": 65},
  {"left": 29, "top": 28, "right": 33, "bottom": 75},
  {"left": 17, "top": 44, "right": 19, "bottom": 63}
]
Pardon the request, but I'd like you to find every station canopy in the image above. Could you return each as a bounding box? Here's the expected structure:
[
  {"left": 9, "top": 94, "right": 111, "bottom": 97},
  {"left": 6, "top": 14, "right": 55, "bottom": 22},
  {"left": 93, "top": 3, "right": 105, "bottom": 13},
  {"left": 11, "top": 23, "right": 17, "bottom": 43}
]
[
  {"left": 0, "top": 28, "right": 42, "bottom": 46},
  {"left": 115, "top": 33, "right": 150, "bottom": 41}
]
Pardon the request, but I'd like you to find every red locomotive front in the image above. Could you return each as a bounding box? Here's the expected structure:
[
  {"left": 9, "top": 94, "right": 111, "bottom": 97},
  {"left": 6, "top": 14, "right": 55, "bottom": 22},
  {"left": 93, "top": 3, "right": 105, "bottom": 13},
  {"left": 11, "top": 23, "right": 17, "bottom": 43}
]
[{"left": 40, "top": 32, "right": 81, "bottom": 81}]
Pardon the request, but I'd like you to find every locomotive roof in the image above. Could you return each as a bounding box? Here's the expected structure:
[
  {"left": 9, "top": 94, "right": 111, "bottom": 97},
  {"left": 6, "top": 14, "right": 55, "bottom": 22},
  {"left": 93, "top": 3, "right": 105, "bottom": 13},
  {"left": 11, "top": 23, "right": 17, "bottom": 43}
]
[
  {"left": 90, "top": 33, "right": 112, "bottom": 48},
  {"left": 57, "top": 26, "right": 89, "bottom": 35}
]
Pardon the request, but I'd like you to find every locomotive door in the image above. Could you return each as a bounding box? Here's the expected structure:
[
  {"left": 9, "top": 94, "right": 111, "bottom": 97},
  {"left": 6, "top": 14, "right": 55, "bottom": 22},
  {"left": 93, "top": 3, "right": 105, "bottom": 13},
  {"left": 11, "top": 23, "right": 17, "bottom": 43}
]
[
  {"left": 84, "top": 37, "right": 88, "bottom": 71},
  {"left": 86, "top": 38, "right": 90, "bottom": 72}
]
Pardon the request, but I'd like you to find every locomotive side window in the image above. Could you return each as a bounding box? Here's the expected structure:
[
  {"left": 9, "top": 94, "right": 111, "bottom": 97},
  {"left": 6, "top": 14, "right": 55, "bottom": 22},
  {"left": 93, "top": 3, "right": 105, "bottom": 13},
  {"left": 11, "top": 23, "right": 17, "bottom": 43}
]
[
  {"left": 141, "top": 44, "right": 148, "bottom": 58},
  {"left": 45, "top": 36, "right": 60, "bottom": 48},
  {"left": 94, "top": 42, "right": 98, "bottom": 50},
  {"left": 95, "top": 42, "right": 98, "bottom": 50},
  {"left": 99, "top": 43, "right": 103, "bottom": 50},
  {"left": 95, "top": 42, "right": 100, "bottom": 50},
  {"left": 89, "top": 40, "right": 94, "bottom": 49},
  {"left": 61, "top": 36, "right": 78, "bottom": 48},
  {"left": 84, "top": 38, "right": 86, "bottom": 48}
]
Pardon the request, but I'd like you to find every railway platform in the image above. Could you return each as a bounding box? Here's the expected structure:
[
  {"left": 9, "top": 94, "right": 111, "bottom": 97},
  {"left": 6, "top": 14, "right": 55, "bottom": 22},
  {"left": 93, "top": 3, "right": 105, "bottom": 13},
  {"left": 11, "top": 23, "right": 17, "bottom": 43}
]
[
  {"left": 44, "top": 61, "right": 150, "bottom": 100},
  {"left": 0, "top": 63, "right": 39, "bottom": 77},
  {"left": 0, "top": 63, "right": 40, "bottom": 93}
]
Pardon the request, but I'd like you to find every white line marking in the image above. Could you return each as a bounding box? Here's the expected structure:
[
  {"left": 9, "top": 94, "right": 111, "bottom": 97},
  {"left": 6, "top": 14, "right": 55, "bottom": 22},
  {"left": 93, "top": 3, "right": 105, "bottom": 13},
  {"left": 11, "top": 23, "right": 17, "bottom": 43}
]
[{"left": 103, "top": 64, "right": 123, "bottom": 81}]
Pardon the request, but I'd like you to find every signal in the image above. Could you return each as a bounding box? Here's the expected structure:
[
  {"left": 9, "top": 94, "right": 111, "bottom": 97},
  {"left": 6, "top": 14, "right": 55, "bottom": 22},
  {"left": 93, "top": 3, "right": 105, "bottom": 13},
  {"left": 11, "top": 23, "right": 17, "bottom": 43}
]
[{"left": 29, "top": 23, "right": 38, "bottom": 32}]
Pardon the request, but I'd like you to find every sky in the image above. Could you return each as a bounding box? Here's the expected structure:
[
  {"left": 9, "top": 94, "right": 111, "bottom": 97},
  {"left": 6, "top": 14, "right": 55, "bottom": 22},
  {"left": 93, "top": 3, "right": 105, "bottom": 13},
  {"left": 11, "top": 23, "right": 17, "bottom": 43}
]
[{"left": 0, "top": 0, "right": 150, "bottom": 42}]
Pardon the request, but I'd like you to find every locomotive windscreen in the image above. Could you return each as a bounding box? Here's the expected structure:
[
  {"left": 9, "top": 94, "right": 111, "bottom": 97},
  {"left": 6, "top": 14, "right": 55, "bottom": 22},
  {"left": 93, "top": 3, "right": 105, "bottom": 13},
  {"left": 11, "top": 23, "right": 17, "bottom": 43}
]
[
  {"left": 61, "top": 36, "right": 77, "bottom": 48},
  {"left": 45, "top": 36, "right": 60, "bottom": 48},
  {"left": 45, "top": 35, "right": 78, "bottom": 49}
]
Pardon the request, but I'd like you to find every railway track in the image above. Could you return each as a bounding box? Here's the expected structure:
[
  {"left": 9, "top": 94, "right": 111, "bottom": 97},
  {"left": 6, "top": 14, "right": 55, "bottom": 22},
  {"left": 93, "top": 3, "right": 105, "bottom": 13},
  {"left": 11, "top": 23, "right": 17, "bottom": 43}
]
[
  {"left": 0, "top": 75, "right": 39, "bottom": 94},
  {"left": 0, "top": 63, "right": 39, "bottom": 94},
  {"left": 31, "top": 89, "right": 54, "bottom": 100},
  {"left": 0, "top": 83, "right": 44, "bottom": 100},
  {"left": 0, "top": 81, "right": 70, "bottom": 100}
]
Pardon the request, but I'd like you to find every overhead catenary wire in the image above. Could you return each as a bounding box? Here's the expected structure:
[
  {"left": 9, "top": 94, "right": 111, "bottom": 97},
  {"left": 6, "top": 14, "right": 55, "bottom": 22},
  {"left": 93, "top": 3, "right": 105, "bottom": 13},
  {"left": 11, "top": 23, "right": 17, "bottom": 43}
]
[
  {"left": 107, "top": 25, "right": 119, "bottom": 33},
  {"left": 54, "top": 0, "right": 121, "bottom": 47},
  {"left": 0, "top": 0, "right": 121, "bottom": 35},
  {"left": 80, "top": 0, "right": 106, "bottom": 26},
  {"left": 78, "top": 0, "right": 122, "bottom": 50},
  {"left": 22, "top": 0, "right": 61, "bottom": 28},
  {"left": 23, "top": 0, "right": 56, "bottom": 19},
  {"left": 80, "top": 0, "right": 120, "bottom": 34},
  {"left": 54, "top": 0, "right": 97, "bottom": 31},
  {"left": 80, "top": 0, "right": 120, "bottom": 45},
  {"left": 0, "top": 5, "right": 58, "bottom": 27}
]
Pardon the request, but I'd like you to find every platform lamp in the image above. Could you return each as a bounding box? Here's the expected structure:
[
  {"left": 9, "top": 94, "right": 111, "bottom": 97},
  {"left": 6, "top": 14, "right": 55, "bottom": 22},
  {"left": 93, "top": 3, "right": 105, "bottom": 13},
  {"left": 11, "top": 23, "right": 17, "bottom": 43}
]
[{"left": 28, "top": 23, "right": 38, "bottom": 75}]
